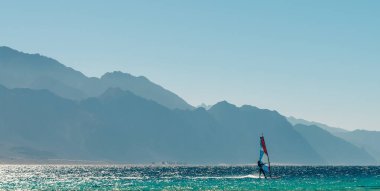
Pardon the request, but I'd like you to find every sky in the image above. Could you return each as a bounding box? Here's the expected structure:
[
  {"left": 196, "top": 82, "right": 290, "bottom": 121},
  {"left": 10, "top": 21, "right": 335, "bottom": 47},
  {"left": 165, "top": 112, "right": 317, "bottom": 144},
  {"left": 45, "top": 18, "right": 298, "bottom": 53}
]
[{"left": 1, "top": 0, "right": 379, "bottom": 131}]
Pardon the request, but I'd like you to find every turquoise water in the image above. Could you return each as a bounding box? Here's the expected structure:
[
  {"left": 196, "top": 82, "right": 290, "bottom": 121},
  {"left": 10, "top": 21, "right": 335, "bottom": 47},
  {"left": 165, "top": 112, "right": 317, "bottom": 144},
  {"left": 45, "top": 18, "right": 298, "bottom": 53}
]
[{"left": 0, "top": 165, "right": 379, "bottom": 190}]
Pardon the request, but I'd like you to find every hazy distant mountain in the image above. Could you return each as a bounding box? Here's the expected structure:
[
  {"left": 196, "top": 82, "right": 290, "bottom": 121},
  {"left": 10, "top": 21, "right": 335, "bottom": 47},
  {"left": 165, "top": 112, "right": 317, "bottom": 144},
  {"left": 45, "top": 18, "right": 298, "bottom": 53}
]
[
  {"left": 0, "top": 46, "right": 375, "bottom": 165},
  {"left": 287, "top": 117, "right": 380, "bottom": 164},
  {"left": 334, "top": 130, "right": 380, "bottom": 163},
  {"left": 0, "top": 85, "right": 328, "bottom": 164},
  {"left": 0, "top": 85, "right": 198, "bottom": 162},
  {"left": 0, "top": 46, "right": 193, "bottom": 110},
  {"left": 207, "top": 102, "right": 325, "bottom": 165},
  {"left": 79, "top": 87, "right": 223, "bottom": 163},
  {"left": 293, "top": 124, "right": 376, "bottom": 165},
  {"left": 287, "top": 116, "right": 348, "bottom": 134},
  {"left": 83, "top": 97, "right": 325, "bottom": 164},
  {"left": 0, "top": 46, "right": 89, "bottom": 100},
  {"left": 100, "top": 71, "right": 193, "bottom": 110},
  {"left": 0, "top": 85, "right": 92, "bottom": 161}
]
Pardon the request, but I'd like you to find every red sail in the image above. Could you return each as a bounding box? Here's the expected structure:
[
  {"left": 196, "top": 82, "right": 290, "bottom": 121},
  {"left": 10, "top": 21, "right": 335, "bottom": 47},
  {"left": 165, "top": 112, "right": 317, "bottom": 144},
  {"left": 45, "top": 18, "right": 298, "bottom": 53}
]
[{"left": 260, "top": 136, "right": 268, "bottom": 155}]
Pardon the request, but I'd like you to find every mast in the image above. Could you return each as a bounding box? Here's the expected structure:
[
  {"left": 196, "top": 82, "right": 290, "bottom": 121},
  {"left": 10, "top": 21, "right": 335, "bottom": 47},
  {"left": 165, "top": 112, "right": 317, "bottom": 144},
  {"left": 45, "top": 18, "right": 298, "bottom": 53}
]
[{"left": 266, "top": 137, "right": 272, "bottom": 178}]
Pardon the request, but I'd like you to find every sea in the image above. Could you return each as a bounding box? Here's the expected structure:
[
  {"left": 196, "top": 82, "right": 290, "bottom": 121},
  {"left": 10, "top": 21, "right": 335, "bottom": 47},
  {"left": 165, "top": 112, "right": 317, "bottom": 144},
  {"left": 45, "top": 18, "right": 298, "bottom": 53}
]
[{"left": 0, "top": 165, "right": 379, "bottom": 190}]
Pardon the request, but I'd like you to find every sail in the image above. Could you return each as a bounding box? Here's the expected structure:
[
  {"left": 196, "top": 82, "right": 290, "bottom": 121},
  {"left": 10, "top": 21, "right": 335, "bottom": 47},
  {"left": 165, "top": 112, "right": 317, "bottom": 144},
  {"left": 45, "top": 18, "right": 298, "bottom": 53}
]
[{"left": 259, "top": 136, "right": 271, "bottom": 175}]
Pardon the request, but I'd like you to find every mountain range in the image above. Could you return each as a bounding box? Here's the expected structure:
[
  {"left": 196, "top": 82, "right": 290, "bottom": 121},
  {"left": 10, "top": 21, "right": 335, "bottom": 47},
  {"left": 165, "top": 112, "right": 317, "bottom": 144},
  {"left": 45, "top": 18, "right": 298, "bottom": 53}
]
[
  {"left": 288, "top": 117, "right": 380, "bottom": 163},
  {"left": 0, "top": 46, "right": 193, "bottom": 110},
  {"left": 0, "top": 46, "right": 378, "bottom": 165},
  {"left": 287, "top": 116, "right": 348, "bottom": 134}
]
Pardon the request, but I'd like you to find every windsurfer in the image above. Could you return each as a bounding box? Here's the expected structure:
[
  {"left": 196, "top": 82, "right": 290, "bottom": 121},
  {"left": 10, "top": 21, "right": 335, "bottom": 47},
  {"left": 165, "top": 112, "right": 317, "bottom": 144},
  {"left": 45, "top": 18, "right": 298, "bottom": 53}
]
[{"left": 257, "top": 160, "right": 267, "bottom": 179}]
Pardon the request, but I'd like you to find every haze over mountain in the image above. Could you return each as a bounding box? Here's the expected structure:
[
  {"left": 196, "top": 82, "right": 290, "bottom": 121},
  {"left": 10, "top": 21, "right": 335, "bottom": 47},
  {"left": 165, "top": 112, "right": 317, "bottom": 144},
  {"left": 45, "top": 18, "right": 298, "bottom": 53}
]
[
  {"left": 0, "top": 84, "right": 325, "bottom": 164},
  {"left": 0, "top": 46, "right": 193, "bottom": 110},
  {"left": 0, "top": 46, "right": 377, "bottom": 165},
  {"left": 287, "top": 116, "right": 348, "bottom": 134},
  {"left": 289, "top": 117, "right": 380, "bottom": 164},
  {"left": 207, "top": 102, "right": 327, "bottom": 164},
  {"left": 334, "top": 130, "right": 380, "bottom": 163},
  {"left": 293, "top": 124, "right": 376, "bottom": 165}
]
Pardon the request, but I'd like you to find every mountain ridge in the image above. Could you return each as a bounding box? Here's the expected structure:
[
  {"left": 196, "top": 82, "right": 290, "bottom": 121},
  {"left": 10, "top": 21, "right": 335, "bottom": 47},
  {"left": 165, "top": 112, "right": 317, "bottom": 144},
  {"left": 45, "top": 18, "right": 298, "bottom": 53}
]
[
  {"left": 0, "top": 84, "right": 328, "bottom": 164},
  {"left": 0, "top": 46, "right": 193, "bottom": 110},
  {"left": 287, "top": 116, "right": 348, "bottom": 133},
  {"left": 293, "top": 124, "right": 377, "bottom": 165},
  {"left": 0, "top": 46, "right": 377, "bottom": 165}
]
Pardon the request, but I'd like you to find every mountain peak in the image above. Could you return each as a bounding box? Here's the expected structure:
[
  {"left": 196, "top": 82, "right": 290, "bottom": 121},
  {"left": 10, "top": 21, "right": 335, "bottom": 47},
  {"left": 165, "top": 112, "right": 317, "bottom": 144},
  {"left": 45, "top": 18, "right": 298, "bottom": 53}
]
[
  {"left": 101, "top": 71, "right": 149, "bottom": 82},
  {"left": 215, "top": 100, "right": 235, "bottom": 107},
  {"left": 99, "top": 71, "right": 193, "bottom": 110},
  {"left": 0, "top": 46, "right": 193, "bottom": 110},
  {"left": 101, "top": 71, "right": 133, "bottom": 79},
  {"left": 0, "top": 46, "right": 24, "bottom": 54},
  {"left": 209, "top": 101, "right": 237, "bottom": 111}
]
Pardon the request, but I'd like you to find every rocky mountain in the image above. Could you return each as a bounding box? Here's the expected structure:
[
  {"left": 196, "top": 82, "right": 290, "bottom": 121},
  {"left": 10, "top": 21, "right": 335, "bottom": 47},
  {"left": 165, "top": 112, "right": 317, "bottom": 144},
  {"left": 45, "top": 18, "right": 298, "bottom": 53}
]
[
  {"left": 288, "top": 116, "right": 379, "bottom": 164},
  {"left": 207, "top": 102, "right": 325, "bottom": 165},
  {"left": 0, "top": 85, "right": 327, "bottom": 164},
  {"left": 293, "top": 124, "right": 377, "bottom": 165},
  {"left": 0, "top": 46, "right": 376, "bottom": 165},
  {"left": 287, "top": 116, "right": 348, "bottom": 134},
  {"left": 0, "top": 46, "right": 193, "bottom": 110},
  {"left": 334, "top": 130, "right": 380, "bottom": 163}
]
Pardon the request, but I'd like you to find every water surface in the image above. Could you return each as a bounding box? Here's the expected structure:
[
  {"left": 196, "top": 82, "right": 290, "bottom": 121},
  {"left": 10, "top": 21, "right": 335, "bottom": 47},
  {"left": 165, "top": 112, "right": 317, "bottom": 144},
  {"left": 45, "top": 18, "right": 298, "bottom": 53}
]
[{"left": 0, "top": 165, "right": 379, "bottom": 190}]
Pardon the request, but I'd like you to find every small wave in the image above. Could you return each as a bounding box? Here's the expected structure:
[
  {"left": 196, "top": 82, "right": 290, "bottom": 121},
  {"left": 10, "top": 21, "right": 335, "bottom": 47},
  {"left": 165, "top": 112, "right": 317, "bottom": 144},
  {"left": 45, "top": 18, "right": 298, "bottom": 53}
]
[
  {"left": 190, "top": 174, "right": 261, "bottom": 179},
  {"left": 356, "top": 185, "right": 380, "bottom": 189},
  {"left": 122, "top": 176, "right": 144, "bottom": 180}
]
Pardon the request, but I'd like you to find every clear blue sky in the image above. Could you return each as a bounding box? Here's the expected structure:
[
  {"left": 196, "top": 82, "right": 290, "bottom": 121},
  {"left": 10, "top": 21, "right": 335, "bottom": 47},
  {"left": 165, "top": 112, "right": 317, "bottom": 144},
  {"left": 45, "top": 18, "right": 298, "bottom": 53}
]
[{"left": 1, "top": 0, "right": 379, "bottom": 131}]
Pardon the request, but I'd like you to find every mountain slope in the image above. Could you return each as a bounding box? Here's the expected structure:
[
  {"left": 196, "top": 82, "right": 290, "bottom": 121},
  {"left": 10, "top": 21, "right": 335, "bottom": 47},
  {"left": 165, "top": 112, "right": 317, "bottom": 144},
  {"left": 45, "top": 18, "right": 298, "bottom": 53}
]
[
  {"left": 334, "top": 130, "right": 380, "bottom": 163},
  {"left": 0, "top": 85, "right": 201, "bottom": 162},
  {"left": 288, "top": 116, "right": 379, "bottom": 164},
  {"left": 287, "top": 116, "right": 348, "bottom": 134},
  {"left": 0, "top": 46, "right": 88, "bottom": 100},
  {"left": 0, "top": 46, "right": 375, "bottom": 165},
  {"left": 0, "top": 85, "right": 92, "bottom": 160},
  {"left": 293, "top": 124, "right": 377, "bottom": 165},
  {"left": 208, "top": 102, "right": 325, "bottom": 165},
  {"left": 79, "top": 88, "right": 221, "bottom": 163},
  {"left": 0, "top": 46, "right": 193, "bottom": 110},
  {"left": 100, "top": 71, "right": 192, "bottom": 110},
  {"left": 0, "top": 85, "right": 328, "bottom": 164}
]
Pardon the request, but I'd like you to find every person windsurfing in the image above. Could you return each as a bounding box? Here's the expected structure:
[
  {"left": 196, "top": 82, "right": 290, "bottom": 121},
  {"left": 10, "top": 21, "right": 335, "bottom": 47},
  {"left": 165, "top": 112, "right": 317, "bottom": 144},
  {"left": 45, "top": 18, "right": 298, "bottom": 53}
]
[
  {"left": 257, "top": 160, "right": 267, "bottom": 179},
  {"left": 258, "top": 134, "right": 272, "bottom": 179}
]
